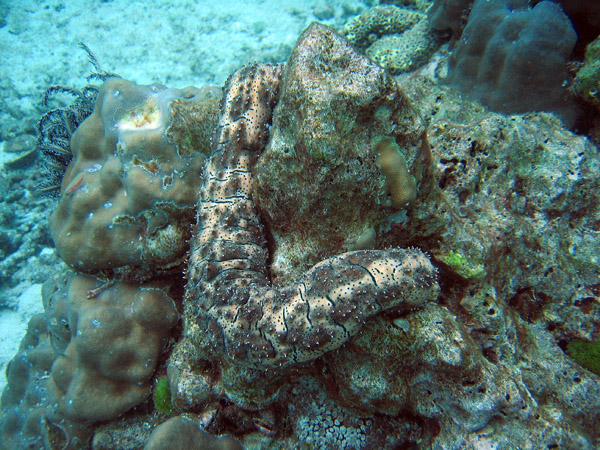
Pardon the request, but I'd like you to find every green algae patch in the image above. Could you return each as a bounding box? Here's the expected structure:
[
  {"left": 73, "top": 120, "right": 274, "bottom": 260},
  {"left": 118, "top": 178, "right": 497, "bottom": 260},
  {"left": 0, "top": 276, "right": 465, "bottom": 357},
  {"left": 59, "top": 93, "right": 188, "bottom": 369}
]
[
  {"left": 439, "top": 250, "right": 486, "bottom": 279},
  {"left": 567, "top": 339, "right": 600, "bottom": 376},
  {"left": 153, "top": 377, "right": 173, "bottom": 414},
  {"left": 573, "top": 36, "right": 600, "bottom": 108}
]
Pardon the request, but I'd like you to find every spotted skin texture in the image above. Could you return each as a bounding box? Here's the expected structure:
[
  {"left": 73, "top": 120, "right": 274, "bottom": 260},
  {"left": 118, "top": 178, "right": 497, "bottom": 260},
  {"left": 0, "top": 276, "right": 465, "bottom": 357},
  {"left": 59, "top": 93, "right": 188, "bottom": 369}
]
[{"left": 186, "top": 63, "right": 439, "bottom": 369}]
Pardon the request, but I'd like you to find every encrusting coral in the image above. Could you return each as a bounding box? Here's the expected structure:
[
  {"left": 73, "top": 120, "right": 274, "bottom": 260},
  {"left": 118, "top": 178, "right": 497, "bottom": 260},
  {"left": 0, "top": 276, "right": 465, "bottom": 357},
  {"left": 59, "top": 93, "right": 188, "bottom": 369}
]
[
  {"left": 343, "top": 5, "right": 437, "bottom": 74},
  {"left": 343, "top": 5, "right": 424, "bottom": 49}
]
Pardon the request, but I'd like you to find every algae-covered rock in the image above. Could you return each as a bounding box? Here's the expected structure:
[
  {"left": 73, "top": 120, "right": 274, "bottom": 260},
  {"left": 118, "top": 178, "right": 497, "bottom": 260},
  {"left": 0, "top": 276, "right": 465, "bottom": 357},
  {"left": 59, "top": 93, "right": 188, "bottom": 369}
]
[
  {"left": 573, "top": 35, "right": 600, "bottom": 108},
  {"left": 388, "top": 67, "right": 600, "bottom": 447},
  {"left": 325, "top": 306, "right": 527, "bottom": 426},
  {"left": 254, "top": 22, "right": 428, "bottom": 283}
]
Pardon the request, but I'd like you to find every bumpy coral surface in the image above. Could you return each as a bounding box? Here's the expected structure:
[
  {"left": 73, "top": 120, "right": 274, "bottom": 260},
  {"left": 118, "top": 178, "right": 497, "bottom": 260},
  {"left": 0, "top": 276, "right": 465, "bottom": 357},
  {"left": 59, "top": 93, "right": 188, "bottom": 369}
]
[
  {"left": 45, "top": 272, "right": 179, "bottom": 422},
  {"left": 446, "top": 0, "right": 577, "bottom": 123},
  {"left": 343, "top": 5, "right": 424, "bottom": 49},
  {"left": 0, "top": 310, "right": 77, "bottom": 450},
  {"left": 428, "top": 0, "right": 472, "bottom": 33},
  {"left": 343, "top": 5, "right": 437, "bottom": 74},
  {"left": 50, "top": 78, "right": 219, "bottom": 278}
]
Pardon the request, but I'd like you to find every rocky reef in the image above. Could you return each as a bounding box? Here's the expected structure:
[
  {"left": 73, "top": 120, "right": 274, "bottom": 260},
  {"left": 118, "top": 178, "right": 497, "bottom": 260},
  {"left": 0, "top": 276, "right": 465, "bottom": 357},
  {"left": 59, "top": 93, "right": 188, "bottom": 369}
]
[{"left": 1, "top": 15, "right": 600, "bottom": 450}]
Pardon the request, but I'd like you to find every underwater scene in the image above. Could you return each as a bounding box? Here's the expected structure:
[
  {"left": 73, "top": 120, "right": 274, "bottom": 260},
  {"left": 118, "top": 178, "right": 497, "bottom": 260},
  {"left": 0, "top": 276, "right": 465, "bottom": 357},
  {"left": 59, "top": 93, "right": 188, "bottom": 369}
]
[{"left": 1, "top": 0, "right": 599, "bottom": 448}]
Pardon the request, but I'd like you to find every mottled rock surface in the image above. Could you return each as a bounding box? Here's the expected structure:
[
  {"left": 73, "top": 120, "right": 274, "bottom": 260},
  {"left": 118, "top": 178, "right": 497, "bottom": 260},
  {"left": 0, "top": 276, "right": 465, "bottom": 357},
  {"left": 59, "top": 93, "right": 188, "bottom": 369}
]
[{"left": 255, "top": 22, "right": 427, "bottom": 283}]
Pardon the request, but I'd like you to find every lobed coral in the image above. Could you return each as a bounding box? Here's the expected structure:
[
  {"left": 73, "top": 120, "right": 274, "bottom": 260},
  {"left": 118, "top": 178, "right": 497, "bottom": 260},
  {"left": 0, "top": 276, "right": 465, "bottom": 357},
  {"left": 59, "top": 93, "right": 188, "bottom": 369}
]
[
  {"left": 44, "top": 272, "right": 179, "bottom": 422},
  {"left": 445, "top": 0, "right": 577, "bottom": 124},
  {"left": 50, "top": 77, "right": 219, "bottom": 278},
  {"left": 2, "top": 57, "right": 220, "bottom": 450},
  {"left": 428, "top": 0, "right": 472, "bottom": 33},
  {"left": 0, "top": 309, "right": 82, "bottom": 450}
]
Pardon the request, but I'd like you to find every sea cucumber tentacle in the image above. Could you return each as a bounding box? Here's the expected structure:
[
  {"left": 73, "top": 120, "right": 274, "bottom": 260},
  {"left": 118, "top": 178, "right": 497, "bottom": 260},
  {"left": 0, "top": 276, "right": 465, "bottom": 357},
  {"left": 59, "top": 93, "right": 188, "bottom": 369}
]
[{"left": 186, "top": 63, "right": 439, "bottom": 369}]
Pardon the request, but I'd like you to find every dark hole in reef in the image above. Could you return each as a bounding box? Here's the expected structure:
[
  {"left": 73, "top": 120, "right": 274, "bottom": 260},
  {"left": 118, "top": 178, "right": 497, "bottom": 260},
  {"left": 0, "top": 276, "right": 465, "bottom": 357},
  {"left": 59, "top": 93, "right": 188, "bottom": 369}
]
[
  {"left": 507, "top": 287, "right": 547, "bottom": 323},
  {"left": 458, "top": 189, "right": 470, "bottom": 204},
  {"left": 482, "top": 347, "right": 499, "bottom": 364},
  {"left": 438, "top": 168, "right": 456, "bottom": 189}
]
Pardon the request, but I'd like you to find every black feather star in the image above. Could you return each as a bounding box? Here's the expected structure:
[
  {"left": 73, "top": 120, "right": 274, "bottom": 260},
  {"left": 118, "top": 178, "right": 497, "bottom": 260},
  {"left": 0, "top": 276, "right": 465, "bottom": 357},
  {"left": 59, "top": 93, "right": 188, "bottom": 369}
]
[{"left": 37, "top": 43, "right": 120, "bottom": 196}]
